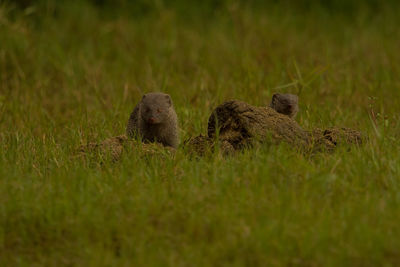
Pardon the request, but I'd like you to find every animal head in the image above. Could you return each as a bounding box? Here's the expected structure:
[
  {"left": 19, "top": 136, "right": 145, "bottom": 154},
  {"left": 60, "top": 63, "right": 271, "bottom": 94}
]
[
  {"left": 270, "top": 93, "right": 299, "bottom": 117},
  {"left": 140, "top": 92, "right": 173, "bottom": 124}
]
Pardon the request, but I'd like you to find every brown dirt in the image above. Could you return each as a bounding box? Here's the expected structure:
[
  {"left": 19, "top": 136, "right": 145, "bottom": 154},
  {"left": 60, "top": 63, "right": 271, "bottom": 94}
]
[
  {"left": 183, "top": 135, "right": 235, "bottom": 157},
  {"left": 309, "top": 127, "right": 365, "bottom": 152},
  {"left": 207, "top": 100, "right": 309, "bottom": 148},
  {"left": 77, "top": 135, "right": 175, "bottom": 161},
  {"left": 186, "top": 100, "right": 365, "bottom": 155}
]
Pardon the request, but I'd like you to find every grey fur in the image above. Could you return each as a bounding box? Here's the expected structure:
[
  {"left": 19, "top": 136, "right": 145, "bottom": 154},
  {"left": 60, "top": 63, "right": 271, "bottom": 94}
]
[
  {"left": 269, "top": 93, "right": 299, "bottom": 119},
  {"left": 126, "top": 92, "right": 179, "bottom": 148}
]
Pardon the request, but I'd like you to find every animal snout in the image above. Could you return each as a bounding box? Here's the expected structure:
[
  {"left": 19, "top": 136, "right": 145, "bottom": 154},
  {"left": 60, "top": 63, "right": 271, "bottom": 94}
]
[{"left": 148, "top": 117, "right": 156, "bottom": 124}]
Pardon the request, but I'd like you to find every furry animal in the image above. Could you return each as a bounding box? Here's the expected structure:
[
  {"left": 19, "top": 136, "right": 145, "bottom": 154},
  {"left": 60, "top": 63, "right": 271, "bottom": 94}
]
[
  {"left": 269, "top": 93, "right": 299, "bottom": 119},
  {"left": 126, "top": 92, "right": 179, "bottom": 148}
]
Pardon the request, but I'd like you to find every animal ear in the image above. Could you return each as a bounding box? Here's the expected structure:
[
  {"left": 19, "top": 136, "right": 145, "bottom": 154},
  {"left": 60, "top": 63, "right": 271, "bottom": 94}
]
[{"left": 165, "top": 94, "right": 172, "bottom": 106}]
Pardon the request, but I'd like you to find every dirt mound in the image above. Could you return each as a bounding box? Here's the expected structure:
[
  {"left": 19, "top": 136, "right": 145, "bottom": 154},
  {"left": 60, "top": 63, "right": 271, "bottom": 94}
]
[
  {"left": 186, "top": 100, "right": 365, "bottom": 155},
  {"left": 183, "top": 135, "right": 235, "bottom": 157},
  {"left": 207, "top": 100, "right": 309, "bottom": 148},
  {"left": 77, "top": 135, "right": 175, "bottom": 161},
  {"left": 76, "top": 135, "right": 127, "bottom": 161},
  {"left": 309, "top": 127, "right": 365, "bottom": 152}
]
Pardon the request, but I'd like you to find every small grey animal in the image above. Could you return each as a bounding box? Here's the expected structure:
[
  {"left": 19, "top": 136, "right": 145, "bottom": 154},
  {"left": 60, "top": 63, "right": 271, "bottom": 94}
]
[
  {"left": 269, "top": 93, "right": 299, "bottom": 119},
  {"left": 126, "top": 92, "right": 179, "bottom": 148}
]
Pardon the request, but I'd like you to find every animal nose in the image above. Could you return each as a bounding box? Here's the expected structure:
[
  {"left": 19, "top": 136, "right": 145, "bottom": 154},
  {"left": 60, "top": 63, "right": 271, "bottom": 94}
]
[{"left": 148, "top": 117, "right": 156, "bottom": 123}]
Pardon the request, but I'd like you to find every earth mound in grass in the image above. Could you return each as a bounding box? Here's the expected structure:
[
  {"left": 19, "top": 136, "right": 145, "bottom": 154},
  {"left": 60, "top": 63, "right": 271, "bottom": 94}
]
[
  {"left": 185, "top": 100, "right": 365, "bottom": 155},
  {"left": 77, "top": 135, "right": 175, "bottom": 161}
]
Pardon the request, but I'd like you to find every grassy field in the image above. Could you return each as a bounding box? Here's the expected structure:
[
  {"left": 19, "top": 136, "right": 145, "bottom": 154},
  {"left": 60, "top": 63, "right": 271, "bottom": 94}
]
[{"left": 1, "top": 0, "right": 400, "bottom": 265}]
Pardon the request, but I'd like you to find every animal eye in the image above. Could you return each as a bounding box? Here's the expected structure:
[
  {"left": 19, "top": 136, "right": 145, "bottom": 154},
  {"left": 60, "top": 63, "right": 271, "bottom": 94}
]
[{"left": 157, "top": 108, "right": 161, "bottom": 113}]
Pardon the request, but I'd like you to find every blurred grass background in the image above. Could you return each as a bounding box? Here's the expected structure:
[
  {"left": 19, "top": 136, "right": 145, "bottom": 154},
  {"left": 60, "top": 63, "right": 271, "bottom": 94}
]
[{"left": 1, "top": 0, "right": 400, "bottom": 266}]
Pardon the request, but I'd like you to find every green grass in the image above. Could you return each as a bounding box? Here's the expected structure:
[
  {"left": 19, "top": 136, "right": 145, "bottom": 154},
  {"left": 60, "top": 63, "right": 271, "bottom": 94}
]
[{"left": 1, "top": 1, "right": 400, "bottom": 265}]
